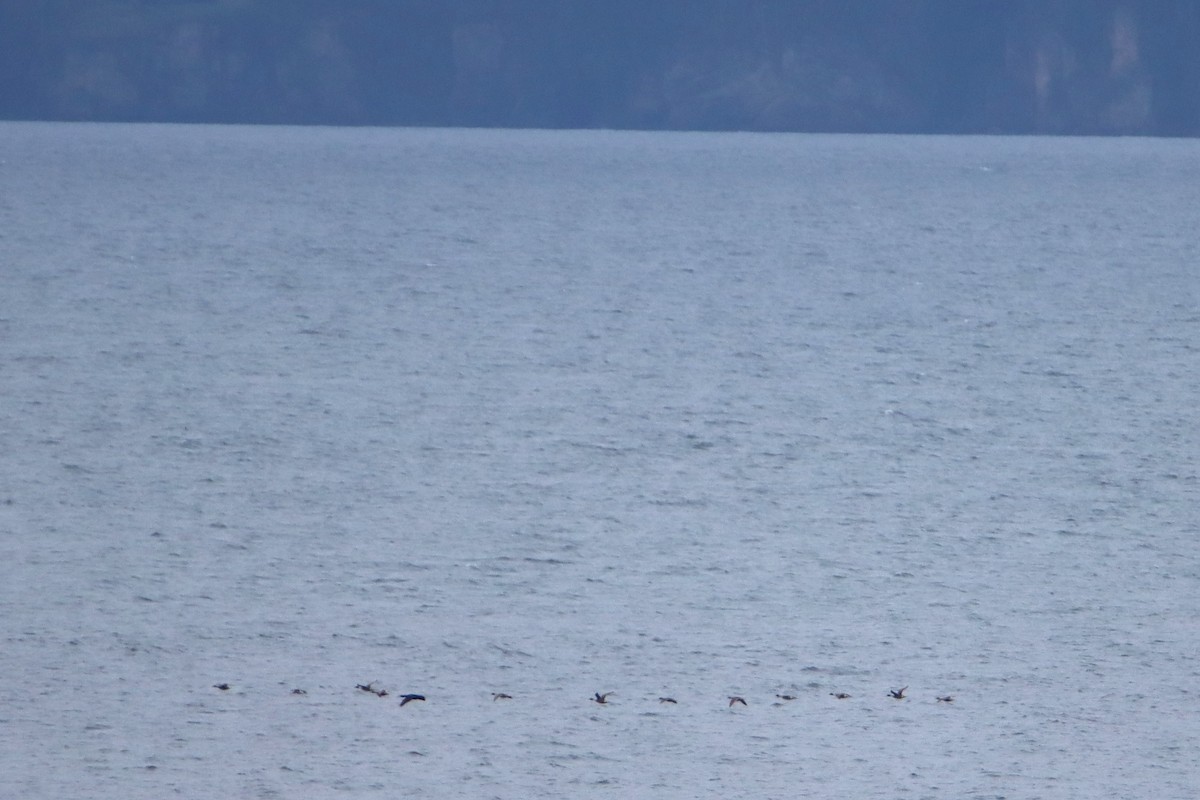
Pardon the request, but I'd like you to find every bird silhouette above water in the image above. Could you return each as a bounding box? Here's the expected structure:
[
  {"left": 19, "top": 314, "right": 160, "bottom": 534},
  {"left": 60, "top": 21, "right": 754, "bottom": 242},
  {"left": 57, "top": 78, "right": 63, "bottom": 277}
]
[
  {"left": 592, "top": 692, "right": 613, "bottom": 704},
  {"left": 888, "top": 686, "right": 908, "bottom": 699},
  {"left": 728, "top": 696, "right": 747, "bottom": 707},
  {"left": 830, "top": 692, "right": 851, "bottom": 699},
  {"left": 492, "top": 693, "right": 512, "bottom": 701},
  {"left": 398, "top": 694, "right": 426, "bottom": 706}
]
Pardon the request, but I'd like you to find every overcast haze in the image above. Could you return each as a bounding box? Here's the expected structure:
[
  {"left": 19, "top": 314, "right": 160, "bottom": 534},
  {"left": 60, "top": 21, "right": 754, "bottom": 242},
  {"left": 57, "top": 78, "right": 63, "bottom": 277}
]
[{"left": 2, "top": 1, "right": 1199, "bottom": 134}]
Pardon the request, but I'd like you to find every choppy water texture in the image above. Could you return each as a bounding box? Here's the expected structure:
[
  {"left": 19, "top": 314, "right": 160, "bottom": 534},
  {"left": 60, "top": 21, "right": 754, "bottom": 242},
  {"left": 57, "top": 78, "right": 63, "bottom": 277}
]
[{"left": 1, "top": 123, "right": 1198, "bottom": 799}]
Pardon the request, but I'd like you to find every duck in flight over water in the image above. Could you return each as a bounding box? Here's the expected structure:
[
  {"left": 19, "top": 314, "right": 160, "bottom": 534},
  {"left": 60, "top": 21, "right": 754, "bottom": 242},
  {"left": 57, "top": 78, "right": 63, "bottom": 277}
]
[
  {"left": 937, "top": 695, "right": 954, "bottom": 703},
  {"left": 658, "top": 697, "right": 677, "bottom": 704},
  {"left": 592, "top": 692, "right": 613, "bottom": 704},
  {"left": 492, "top": 693, "right": 512, "bottom": 701},
  {"left": 399, "top": 694, "right": 426, "bottom": 706},
  {"left": 888, "top": 686, "right": 907, "bottom": 699},
  {"left": 728, "top": 696, "right": 747, "bottom": 707}
]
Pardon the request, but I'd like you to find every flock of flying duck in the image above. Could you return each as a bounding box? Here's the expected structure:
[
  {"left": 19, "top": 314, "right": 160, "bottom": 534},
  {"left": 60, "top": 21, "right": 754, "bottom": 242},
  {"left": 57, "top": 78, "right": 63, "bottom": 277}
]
[
  {"left": 582, "top": 687, "right": 954, "bottom": 706},
  {"left": 212, "top": 682, "right": 954, "bottom": 706}
]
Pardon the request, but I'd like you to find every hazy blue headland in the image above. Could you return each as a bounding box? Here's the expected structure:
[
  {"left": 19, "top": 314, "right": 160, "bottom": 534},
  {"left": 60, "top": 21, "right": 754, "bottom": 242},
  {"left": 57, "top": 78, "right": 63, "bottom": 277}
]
[{"left": 2, "top": 0, "right": 1199, "bottom": 135}]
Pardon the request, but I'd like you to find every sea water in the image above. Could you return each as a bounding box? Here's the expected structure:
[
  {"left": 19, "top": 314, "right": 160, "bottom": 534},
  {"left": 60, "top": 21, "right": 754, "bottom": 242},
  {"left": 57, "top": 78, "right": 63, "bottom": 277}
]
[{"left": 1, "top": 122, "right": 1198, "bottom": 798}]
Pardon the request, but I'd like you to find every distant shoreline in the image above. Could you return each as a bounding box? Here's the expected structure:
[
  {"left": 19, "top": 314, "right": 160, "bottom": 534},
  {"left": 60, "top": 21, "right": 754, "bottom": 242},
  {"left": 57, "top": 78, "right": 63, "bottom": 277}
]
[{"left": 2, "top": 1, "right": 1197, "bottom": 137}]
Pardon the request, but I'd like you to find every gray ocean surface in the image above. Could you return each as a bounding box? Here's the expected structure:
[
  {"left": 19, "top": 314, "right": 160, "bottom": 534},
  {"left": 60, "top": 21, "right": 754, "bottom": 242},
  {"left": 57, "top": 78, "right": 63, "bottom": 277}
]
[{"left": 1, "top": 122, "right": 1198, "bottom": 799}]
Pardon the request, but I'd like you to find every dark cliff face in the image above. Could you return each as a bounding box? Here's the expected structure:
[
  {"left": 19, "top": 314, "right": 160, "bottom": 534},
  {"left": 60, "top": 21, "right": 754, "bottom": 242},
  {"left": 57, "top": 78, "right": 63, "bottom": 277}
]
[{"left": 1, "top": 0, "right": 1197, "bottom": 135}]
